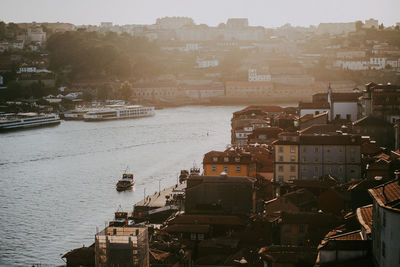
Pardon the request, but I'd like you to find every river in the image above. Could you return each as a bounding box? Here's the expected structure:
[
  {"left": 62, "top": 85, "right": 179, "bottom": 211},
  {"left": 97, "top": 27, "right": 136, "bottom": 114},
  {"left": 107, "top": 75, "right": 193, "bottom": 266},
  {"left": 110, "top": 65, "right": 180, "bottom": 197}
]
[{"left": 0, "top": 105, "right": 242, "bottom": 266}]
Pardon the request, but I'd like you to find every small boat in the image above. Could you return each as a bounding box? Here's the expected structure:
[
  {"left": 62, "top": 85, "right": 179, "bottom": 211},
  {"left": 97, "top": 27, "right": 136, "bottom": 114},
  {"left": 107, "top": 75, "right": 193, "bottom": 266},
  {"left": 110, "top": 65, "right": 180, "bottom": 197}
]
[{"left": 116, "top": 173, "right": 134, "bottom": 191}]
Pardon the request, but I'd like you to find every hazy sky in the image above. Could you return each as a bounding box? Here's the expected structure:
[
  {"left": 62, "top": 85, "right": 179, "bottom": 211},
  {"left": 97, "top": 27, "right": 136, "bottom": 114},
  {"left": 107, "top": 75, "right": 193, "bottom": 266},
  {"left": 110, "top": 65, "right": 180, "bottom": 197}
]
[{"left": 1, "top": 0, "right": 399, "bottom": 27}]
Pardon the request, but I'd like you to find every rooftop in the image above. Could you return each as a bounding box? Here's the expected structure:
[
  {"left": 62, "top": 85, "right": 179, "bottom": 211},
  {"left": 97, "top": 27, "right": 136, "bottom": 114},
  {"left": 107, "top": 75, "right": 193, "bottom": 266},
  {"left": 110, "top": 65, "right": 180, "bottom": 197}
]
[
  {"left": 356, "top": 204, "right": 373, "bottom": 234},
  {"left": 368, "top": 179, "right": 400, "bottom": 212}
]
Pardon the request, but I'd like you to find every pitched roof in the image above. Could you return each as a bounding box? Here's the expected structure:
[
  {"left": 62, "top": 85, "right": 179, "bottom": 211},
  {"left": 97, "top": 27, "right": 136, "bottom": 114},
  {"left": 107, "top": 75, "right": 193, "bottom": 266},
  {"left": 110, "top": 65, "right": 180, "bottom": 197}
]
[
  {"left": 168, "top": 214, "right": 246, "bottom": 226},
  {"left": 300, "top": 134, "right": 361, "bottom": 145},
  {"left": 356, "top": 204, "right": 373, "bottom": 234},
  {"left": 331, "top": 92, "right": 361, "bottom": 102},
  {"left": 353, "top": 116, "right": 393, "bottom": 127},
  {"left": 368, "top": 179, "right": 400, "bottom": 212}
]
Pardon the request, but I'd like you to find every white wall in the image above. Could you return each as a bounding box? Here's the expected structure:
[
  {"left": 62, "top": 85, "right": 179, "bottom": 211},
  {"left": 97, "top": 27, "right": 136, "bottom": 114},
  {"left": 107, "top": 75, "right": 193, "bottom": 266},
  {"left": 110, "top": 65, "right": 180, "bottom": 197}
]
[
  {"left": 300, "top": 109, "right": 330, "bottom": 118},
  {"left": 333, "top": 102, "right": 358, "bottom": 121}
]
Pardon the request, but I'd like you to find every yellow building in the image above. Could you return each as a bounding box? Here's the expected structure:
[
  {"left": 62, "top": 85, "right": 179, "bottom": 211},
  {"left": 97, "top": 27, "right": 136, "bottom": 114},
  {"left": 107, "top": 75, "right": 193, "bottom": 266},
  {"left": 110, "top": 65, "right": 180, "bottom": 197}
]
[
  {"left": 203, "top": 150, "right": 256, "bottom": 177},
  {"left": 273, "top": 133, "right": 299, "bottom": 183}
]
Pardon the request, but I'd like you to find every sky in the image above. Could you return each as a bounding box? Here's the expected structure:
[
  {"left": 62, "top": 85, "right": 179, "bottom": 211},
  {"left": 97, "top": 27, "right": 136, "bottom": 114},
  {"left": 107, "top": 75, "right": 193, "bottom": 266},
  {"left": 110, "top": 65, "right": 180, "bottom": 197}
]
[{"left": 1, "top": 0, "right": 399, "bottom": 28}]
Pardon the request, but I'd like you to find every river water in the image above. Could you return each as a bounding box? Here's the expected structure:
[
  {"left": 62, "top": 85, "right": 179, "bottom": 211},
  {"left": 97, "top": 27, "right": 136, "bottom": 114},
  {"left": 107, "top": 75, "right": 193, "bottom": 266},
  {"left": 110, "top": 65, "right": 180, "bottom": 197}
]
[{"left": 0, "top": 105, "right": 242, "bottom": 266}]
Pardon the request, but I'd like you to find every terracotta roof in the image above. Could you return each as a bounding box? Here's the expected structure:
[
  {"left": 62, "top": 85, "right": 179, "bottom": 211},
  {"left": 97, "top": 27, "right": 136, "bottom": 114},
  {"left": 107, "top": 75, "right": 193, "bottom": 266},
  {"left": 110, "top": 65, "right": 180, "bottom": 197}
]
[
  {"left": 168, "top": 214, "right": 246, "bottom": 226},
  {"left": 356, "top": 204, "right": 373, "bottom": 234},
  {"left": 298, "top": 124, "right": 342, "bottom": 135},
  {"left": 300, "top": 134, "right": 361, "bottom": 145},
  {"left": 368, "top": 179, "right": 400, "bottom": 212},
  {"left": 280, "top": 211, "right": 340, "bottom": 225},
  {"left": 353, "top": 116, "right": 392, "bottom": 127},
  {"left": 164, "top": 224, "right": 210, "bottom": 233},
  {"left": 331, "top": 92, "right": 361, "bottom": 102},
  {"left": 187, "top": 174, "right": 256, "bottom": 184},
  {"left": 203, "top": 150, "right": 254, "bottom": 164}
]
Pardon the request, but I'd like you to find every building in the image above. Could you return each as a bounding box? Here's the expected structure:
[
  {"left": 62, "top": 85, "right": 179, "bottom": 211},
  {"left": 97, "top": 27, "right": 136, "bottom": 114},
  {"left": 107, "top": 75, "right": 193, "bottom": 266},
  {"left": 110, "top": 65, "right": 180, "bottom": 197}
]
[
  {"left": 273, "top": 132, "right": 300, "bottom": 183},
  {"left": 185, "top": 174, "right": 256, "bottom": 215},
  {"left": 95, "top": 226, "right": 149, "bottom": 267},
  {"left": 299, "top": 135, "right": 361, "bottom": 182},
  {"left": 203, "top": 149, "right": 256, "bottom": 177},
  {"left": 155, "top": 17, "right": 194, "bottom": 29},
  {"left": 359, "top": 82, "right": 400, "bottom": 123},
  {"left": 247, "top": 127, "right": 283, "bottom": 144},
  {"left": 352, "top": 116, "right": 394, "bottom": 148},
  {"left": 298, "top": 102, "right": 330, "bottom": 118},
  {"left": 368, "top": 179, "right": 400, "bottom": 267},
  {"left": 196, "top": 57, "right": 219, "bottom": 68},
  {"left": 225, "top": 81, "right": 274, "bottom": 98},
  {"left": 248, "top": 69, "right": 271, "bottom": 82},
  {"left": 363, "top": 18, "right": 379, "bottom": 29},
  {"left": 27, "top": 24, "right": 46, "bottom": 44}
]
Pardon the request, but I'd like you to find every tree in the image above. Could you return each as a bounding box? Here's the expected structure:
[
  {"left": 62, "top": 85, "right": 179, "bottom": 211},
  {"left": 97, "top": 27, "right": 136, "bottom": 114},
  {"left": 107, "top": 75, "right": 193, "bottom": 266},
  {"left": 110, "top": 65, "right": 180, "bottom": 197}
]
[{"left": 97, "top": 84, "right": 110, "bottom": 100}]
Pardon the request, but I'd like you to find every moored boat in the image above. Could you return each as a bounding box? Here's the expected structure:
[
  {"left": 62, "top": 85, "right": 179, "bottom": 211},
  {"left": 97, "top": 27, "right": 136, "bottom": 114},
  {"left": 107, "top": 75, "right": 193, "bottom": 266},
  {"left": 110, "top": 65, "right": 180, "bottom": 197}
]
[
  {"left": 83, "top": 105, "right": 154, "bottom": 121},
  {"left": 0, "top": 113, "right": 61, "bottom": 132}
]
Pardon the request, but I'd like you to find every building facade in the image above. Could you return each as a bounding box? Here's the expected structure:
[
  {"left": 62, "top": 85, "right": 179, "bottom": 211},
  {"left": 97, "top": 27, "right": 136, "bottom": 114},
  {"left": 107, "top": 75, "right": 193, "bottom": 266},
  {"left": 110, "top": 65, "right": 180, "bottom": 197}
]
[{"left": 369, "top": 180, "right": 400, "bottom": 267}]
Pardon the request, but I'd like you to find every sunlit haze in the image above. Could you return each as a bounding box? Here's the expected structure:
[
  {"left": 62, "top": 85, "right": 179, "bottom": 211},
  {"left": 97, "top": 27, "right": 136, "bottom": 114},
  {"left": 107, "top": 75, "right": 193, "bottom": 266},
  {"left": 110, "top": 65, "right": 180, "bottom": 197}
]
[{"left": 1, "top": 0, "right": 400, "bottom": 27}]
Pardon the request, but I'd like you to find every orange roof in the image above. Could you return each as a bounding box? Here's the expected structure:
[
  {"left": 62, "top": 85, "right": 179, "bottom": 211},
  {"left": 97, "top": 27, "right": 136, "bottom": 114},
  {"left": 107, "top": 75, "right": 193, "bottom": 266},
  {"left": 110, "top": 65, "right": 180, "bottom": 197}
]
[
  {"left": 368, "top": 179, "right": 400, "bottom": 212},
  {"left": 356, "top": 204, "right": 373, "bottom": 234}
]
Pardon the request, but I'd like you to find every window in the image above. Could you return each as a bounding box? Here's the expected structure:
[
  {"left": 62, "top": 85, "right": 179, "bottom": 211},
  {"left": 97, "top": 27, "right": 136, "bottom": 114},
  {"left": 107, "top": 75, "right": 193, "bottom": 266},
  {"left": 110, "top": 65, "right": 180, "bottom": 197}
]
[
  {"left": 213, "top": 157, "right": 218, "bottom": 162},
  {"left": 290, "top": 146, "right": 296, "bottom": 153},
  {"left": 299, "top": 224, "right": 304, "bottom": 233},
  {"left": 197, "top": 233, "right": 205, "bottom": 240},
  {"left": 279, "top": 156, "right": 284, "bottom": 162},
  {"left": 314, "top": 166, "right": 318, "bottom": 174},
  {"left": 302, "top": 157, "right": 306, "bottom": 163},
  {"left": 278, "top": 166, "right": 284, "bottom": 172},
  {"left": 235, "top": 166, "right": 241, "bottom": 173},
  {"left": 279, "top": 146, "right": 284, "bottom": 153},
  {"left": 211, "top": 166, "right": 217, "bottom": 172},
  {"left": 290, "top": 165, "right": 296, "bottom": 172},
  {"left": 224, "top": 157, "right": 229, "bottom": 162},
  {"left": 314, "top": 157, "right": 319, "bottom": 163},
  {"left": 224, "top": 166, "right": 228, "bottom": 172},
  {"left": 346, "top": 114, "right": 351, "bottom": 120},
  {"left": 314, "top": 147, "right": 319, "bottom": 153},
  {"left": 235, "top": 157, "right": 240, "bottom": 162},
  {"left": 290, "top": 156, "right": 296, "bottom": 162},
  {"left": 191, "top": 233, "right": 197, "bottom": 240},
  {"left": 278, "top": 176, "right": 284, "bottom": 182}
]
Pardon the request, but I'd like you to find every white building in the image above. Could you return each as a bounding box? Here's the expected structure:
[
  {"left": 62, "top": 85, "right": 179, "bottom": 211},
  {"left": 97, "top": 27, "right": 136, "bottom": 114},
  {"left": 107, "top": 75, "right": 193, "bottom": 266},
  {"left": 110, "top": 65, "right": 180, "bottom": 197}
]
[
  {"left": 370, "top": 57, "right": 387, "bottom": 70},
  {"left": 248, "top": 69, "right": 271, "bottom": 82},
  {"left": 368, "top": 179, "right": 400, "bottom": 267},
  {"left": 363, "top": 18, "right": 379, "bottom": 29},
  {"left": 27, "top": 25, "right": 46, "bottom": 44},
  {"left": 334, "top": 59, "right": 369, "bottom": 70},
  {"left": 196, "top": 57, "right": 219, "bottom": 68},
  {"left": 184, "top": 43, "right": 199, "bottom": 52}
]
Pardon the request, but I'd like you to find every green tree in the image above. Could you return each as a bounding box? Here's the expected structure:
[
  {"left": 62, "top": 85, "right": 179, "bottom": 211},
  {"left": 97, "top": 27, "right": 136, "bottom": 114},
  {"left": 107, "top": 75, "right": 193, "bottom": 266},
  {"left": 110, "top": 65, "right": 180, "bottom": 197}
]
[{"left": 97, "top": 84, "right": 110, "bottom": 100}]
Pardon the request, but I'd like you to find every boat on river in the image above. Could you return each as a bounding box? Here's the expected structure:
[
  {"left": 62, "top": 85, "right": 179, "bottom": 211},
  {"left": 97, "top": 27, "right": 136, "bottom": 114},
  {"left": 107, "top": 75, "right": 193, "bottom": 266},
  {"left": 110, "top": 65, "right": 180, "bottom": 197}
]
[
  {"left": 116, "top": 173, "right": 134, "bottom": 191},
  {"left": 83, "top": 105, "right": 154, "bottom": 121},
  {"left": 0, "top": 113, "right": 61, "bottom": 132}
]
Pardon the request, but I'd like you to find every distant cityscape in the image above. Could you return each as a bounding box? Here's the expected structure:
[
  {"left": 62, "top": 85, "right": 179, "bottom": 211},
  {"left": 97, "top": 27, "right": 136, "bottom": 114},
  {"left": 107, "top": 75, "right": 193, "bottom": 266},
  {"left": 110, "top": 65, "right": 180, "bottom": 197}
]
[
  {"left": 0, "top": 17, "right": 400, "bottom": 112},
  {"left": 1, "top": 15, "right": 400, "bottom": 267}
]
